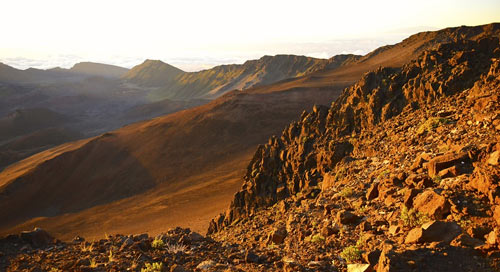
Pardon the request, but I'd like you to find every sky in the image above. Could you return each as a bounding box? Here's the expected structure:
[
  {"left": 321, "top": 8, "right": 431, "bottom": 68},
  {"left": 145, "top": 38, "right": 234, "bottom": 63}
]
[{"left": 1, "top": 0, "right": 499, "bottom": 71}]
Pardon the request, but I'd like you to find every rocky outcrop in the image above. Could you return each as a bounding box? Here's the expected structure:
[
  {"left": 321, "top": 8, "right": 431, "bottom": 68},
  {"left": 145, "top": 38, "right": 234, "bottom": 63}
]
[{"left": 209, "top": 36, "right": 500, "bottom": 234}]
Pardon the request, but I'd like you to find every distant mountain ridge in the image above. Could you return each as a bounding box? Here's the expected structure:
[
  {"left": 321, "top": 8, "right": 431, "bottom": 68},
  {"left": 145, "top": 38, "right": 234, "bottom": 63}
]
[
  {"left": 0, "top": 61, "right": 129, "bottom": 83},
  {"left": 122, "top": 54, "right": 361, "bottom": 100}
]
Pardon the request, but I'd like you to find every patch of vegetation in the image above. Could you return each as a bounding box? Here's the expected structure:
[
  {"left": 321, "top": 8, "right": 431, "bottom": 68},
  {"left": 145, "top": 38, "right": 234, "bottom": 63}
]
[
  {"left": 340, "top": 245, "right": 362, "bottom": 263},
  {"left": 400, "top": 206, "right": 429, "bottom": 228},
  {"left": 377, "top": 169, "right": 390, "bottom": 179},
  {"left": 80, "top": 242, "right": 94, "bottom": 252},
  {"left": 151, "top": 238, "right": 165, "bottom": 249},
  {"left": 108, "top": 249, "right": 116, "bottom": 263},
  {"left": 141, "top": 262, "right": 164, "bottom": 272},
  {"left": 301, "top": 135, "right": 312, "bottom": 144},
  {"left": 432, "top": 175, "right": 442, "bottom": 184},
  {"left": 310, "top": 233, "right": 325, "bottom": 243},
  {"left": 165, "top": 243, "right": 188, "bottom": 254},
  {"left": 339, "top": 187, "right": 354, "bottom": 198},
  {"left": 416, "top": 117, "right": 451, "bottom": 134},
  {"left": 334, "top": 167, "right": 347, "bottom": 182},
  {"left": 89, "top": 258, "right": 98, "bottom": 268},
  {"left": 356, "top": 235, "right": 367, "bottom": 248}
]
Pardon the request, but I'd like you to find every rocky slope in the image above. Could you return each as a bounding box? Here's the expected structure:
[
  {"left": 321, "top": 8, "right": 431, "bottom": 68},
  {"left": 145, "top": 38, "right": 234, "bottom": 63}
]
[{"left": 205, "top": 37, "right": 500, "bottom": 271}]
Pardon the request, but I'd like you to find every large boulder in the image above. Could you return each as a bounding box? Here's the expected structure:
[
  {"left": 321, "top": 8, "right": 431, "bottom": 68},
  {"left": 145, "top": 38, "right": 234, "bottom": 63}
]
[
  {"left": 405, "top": 221, "right": 462, "bottom": 244},
  {"left": 20, "top": 228, "right": 55, "bottom": 248},
  {"left": 412, "top": 190, "right": 450, "bottom": 219}
]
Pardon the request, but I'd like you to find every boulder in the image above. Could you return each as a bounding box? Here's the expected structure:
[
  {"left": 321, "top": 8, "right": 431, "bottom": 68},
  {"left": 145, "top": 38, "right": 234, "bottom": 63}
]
[
  {"left": 427, "top": 152, "right": 469, "bottom": 177},
  {"left": 20, "top": 228, "right": 55, "bottom": 248},
  {"left": 268, "top": 227, "right": 287, "bottom": 244},
  {"left": 412, "top": 190, "right": 450, "bottom": 219},
  {"left": 336, "top": 210, "right": 360, "bottom": 225},
  {"left": 405, "top": 221, "right": 462, "bottom": 244}
]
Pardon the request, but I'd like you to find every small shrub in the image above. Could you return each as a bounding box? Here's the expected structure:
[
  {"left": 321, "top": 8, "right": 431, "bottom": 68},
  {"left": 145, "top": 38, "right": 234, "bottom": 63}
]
[
  {"left": 339, "top": 187, "right": 354, "bottom": 198},
  {"left": 417, "top": 117, "right": 450, "bottom": 134},
  {"left": 432, "top": 175, "right": 442, "bottom": 184},
  {"left": 151, "top": 238, "right": 165, "bottom": 249},
  {"left": 400, "top": 206, "right": 429, "bottom": 228},
  {"left": 310, "top": 234, "right": 325, "bottom": 243},
  {"left": 89, "top": 258, "right": 98, "bottom": 268},
  {"left": 141, "top": 262, "right": 163, "bottom": 272},
  {"left": 108, "top": 249, "right": 115, "bottom": 263},
  {"left": 356, "top": 235, "right": 366, "bottom": 248},
  {"left": 334, "top": 167, "right": 347, "bottom": 182},
  {"left": 165, "top": 243, "right": 188, "bottom": 254},
  {"left": 378, "top": 169, "right": 390, "bottom": 179},
  {"left": 340, "top": 245, "right": 361, "bottom": 263}
]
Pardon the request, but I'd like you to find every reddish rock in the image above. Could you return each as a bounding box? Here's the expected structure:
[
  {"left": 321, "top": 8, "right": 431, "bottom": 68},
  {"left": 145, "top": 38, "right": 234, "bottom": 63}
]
[
  {"left": 427, "top": 152, "right": 469, "bottom": 177},
  {"left": 438, "top": 165, "right": 459, "bottom": 178},
  {"left": 405, "top": 221, "right": 462, "bottom": 244},
  {"left": 268, "top": 227, "right": 287, "bottom": 244},
  {"left": 493, "top": 206, "right": 500, "bottom": 226},
  {"left": 488, "top": 151, "right": 499, "bottom": 165},
  {"left": 450, "top": 233, "right": 484, "bottom": 248},
  {"left": 412, "top": 190, "right": 450, "bottom": 219},
  {"left": 336, "top": 210, "right": 360, "bottom": 225},
  {"left": 321, "top": 172, "right": 336, "bottom": 190},
  {"left": 366, "top": 182, "right": 379, "bottom": 200},
  {"left": 469, "top": 166, "right": 500, "bottom": 204}
]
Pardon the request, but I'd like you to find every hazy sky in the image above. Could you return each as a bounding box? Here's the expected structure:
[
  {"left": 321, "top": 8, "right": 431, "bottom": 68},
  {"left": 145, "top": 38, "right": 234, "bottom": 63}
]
[{"left": 1, "top": 0, "right": 499, "bottom": 71}]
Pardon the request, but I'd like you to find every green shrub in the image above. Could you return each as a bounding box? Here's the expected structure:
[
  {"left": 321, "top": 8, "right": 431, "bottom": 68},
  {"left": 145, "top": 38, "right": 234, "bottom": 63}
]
[
  {"left": 141, "top": 262, "right": 163, "bottom": 272},
  {"left": 339, "top": 187, "right": 354, "bottom": 198},
  {"left": 310, "top": 234, "right": 325, "bottom": 243},
  {"left": 400, "top": 206, "right": 429, "bottom": 228},
  {"left": 340, "top": 246, "right": 361, "bottom": 263},
  {"left": 417, "top": 117, "right": 450, "bottom": 134},
  {"left": 151, "top": 238, "right": 165, "bottom": 249}
]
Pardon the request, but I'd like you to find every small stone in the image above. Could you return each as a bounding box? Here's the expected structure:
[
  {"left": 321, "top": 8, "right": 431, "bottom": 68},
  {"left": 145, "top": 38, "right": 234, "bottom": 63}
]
[
  {"left": 488, "top": 151, "right": 499, "bottom": 165},
  {"left": 366, "top": 182, "right": 379, "bottom": 200},
  {"left": 486, "top": 229, "right": 498, "bottom": 245},
  {"left": 196, "top": 260, "right": 216, "bottom": 270},
  {"left": 347, "top": 263, "right": 372, "bottom": 272},
  {"left": 245, "top": 251, "right": 260, "bottom": 263},
  {"left": 389, "top": 225, "right": 401, "bottom": 235}
]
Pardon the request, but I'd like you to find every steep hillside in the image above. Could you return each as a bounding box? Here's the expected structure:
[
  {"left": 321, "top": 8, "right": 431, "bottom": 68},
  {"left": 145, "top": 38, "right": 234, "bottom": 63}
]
[
  {"left": 121, "top": 59, "right": 185, "bottom": 86},
  {"left": 1, "top": 23, "right": 499, "bottom": 244},
  {"left": 1, "top": 30, "right": 500, "bottom": 272},
  {"left": 207, "top": 37, "right": 500, "bottom": 271}
]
